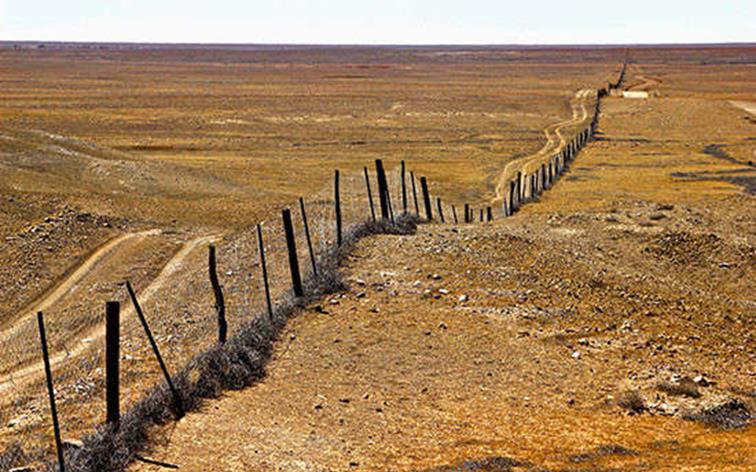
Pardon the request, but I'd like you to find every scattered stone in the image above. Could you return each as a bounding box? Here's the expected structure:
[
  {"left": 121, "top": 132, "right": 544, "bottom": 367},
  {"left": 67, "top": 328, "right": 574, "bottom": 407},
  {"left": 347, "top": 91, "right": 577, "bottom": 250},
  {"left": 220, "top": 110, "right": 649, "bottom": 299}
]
[
  {"left": 571, "top": 351, "right": 581, "bottom": 360},
  {"left": 438, "top": 288, "right": 449, "bottom": 295},
  {"left": 458, "top": 294, "right": 468, "bottom": 302}
]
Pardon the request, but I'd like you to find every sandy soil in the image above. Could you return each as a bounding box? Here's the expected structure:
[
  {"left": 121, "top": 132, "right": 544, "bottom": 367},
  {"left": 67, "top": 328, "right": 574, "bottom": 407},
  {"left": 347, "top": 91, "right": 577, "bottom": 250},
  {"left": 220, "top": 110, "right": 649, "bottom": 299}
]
[
  {"left": 0, "top": 45, "right": 754, "bottom": 469},
  {"left": 133, "top": 66, "right": 755, "bottom": 471}
]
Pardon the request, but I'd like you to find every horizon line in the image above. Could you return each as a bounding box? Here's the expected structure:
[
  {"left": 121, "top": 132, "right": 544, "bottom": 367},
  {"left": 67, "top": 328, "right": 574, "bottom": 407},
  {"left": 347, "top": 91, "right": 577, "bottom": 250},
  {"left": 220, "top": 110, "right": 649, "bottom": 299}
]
[{"left": 2, "top": 39, "right": 755, "bottom": 48}]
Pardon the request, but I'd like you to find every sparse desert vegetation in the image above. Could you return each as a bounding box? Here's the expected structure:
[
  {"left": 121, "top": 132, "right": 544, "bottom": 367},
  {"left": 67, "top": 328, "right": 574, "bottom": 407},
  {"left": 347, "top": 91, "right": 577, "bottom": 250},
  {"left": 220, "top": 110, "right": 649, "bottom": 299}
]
[{"left": 0, "top": 43, "right": 754, "bottom": 471}]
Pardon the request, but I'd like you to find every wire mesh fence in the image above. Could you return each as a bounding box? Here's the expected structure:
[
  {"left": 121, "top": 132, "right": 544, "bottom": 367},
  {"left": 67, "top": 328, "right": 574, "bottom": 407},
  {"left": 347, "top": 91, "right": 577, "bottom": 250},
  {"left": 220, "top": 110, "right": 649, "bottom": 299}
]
[{"left": 0, "top": 83, "right": 604, "bottom": 470}]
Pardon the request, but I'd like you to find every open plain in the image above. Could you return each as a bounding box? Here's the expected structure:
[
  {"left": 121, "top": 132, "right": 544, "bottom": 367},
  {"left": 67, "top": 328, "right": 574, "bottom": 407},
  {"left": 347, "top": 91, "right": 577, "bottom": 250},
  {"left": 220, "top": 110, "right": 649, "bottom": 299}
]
[{"left": 0, "top": 43, "right": 754, "bottom": 470}]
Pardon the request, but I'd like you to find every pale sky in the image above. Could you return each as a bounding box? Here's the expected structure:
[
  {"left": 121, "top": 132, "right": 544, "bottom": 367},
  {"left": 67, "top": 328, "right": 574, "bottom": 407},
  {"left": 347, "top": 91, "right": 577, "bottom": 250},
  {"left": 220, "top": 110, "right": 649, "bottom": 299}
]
[{"left": 1, "top": 0, "right": 754, "bottom": 45}]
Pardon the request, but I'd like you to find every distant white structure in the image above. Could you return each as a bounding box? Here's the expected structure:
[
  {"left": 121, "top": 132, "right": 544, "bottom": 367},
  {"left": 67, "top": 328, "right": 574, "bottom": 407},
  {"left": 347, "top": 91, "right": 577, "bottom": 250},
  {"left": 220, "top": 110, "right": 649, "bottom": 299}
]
[{"left": 622, "top": 90, "right": 649, "bottom": 99}]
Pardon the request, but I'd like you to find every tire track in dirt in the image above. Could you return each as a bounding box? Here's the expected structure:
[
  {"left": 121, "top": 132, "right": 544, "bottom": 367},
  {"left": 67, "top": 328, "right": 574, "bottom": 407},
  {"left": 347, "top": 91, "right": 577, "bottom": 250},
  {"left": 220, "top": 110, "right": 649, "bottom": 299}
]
[
  {"left": 627, "top": 75, "right": 662, "bottom": 91},
  {"left": 0, "top": 233, "right": 220, "bottom": 396},
  {"left": 492, "top": 89, "right": 593, "bottom": 207},
  {"left": 1, "top": 229, "right": 162, "bottom": 332}
]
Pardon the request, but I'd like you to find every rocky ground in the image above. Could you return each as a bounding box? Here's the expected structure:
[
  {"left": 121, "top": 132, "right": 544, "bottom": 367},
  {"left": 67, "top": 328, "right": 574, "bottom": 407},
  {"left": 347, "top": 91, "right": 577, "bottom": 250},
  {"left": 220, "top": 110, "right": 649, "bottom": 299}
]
[{"left": 134, "top": 76, "right": 755, "bottom": 471}]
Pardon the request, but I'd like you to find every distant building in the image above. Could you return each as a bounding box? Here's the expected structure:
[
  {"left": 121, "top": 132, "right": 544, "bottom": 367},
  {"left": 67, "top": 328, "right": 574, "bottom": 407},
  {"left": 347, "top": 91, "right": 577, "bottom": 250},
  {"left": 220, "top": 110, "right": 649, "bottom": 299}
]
[{"left": 622, "top": 90, "right": 650, "bottom": 99}]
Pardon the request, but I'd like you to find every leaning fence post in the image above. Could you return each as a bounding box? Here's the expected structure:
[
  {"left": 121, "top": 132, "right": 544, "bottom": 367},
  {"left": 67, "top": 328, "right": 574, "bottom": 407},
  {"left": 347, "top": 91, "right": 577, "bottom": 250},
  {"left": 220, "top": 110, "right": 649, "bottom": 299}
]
[
  {"left": 334, "top": 170, "right": 342, "bottom": 247},
  {"left": 256, "top": 224, "right": 273, "bottom": 320},
  {"left": 487, "top": 206, "right": 493, "bottom": 222},
  {"left": 106, "top": 301, "right": 120, "bottom": 425},
  {"left": 208, "top": 245, "right": 227, "bottom": 344},
  {"left": 282, "top": 208, "right": 304, "bottom": 297},
  {"left": 37, "top": 311, "right": 65, "bottom": 472},
  {"left": 436, "top": 197, "right": 445, "bottom": 223},
  {"left": 401, "top": 160, "right": 408, "bottom": 213},
  {"left": 125, "top": 281, "right": 184, "bottom": 418},
  {"left": 420, "top": 176, "right": 432, "bottom": 220},
  {"left": 299, "top": 197, "right": 317, "bottom": 276},
  {"left": 410, "top": 171, "right": 420, "bottom": 216},
  {"left": 452, "top": 205, "right": 458, "bottom": 224},
  {"left": 363, "top": 167, "right": 376, "bottom": 222}
]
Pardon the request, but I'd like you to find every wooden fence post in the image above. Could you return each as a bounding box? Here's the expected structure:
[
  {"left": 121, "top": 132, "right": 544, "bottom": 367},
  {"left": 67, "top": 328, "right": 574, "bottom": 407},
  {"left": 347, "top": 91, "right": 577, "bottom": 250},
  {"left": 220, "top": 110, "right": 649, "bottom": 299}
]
[
  {"left": 256, "top": 224, "right": 273, "bottom": 320},
  {"left": 452, "top": 205, "right": 458, "bottom": 224},
  {"left": 363, "top": 167, "right": 376, "bottom": 222},
  {"left": 282, "top": 208, "right": 304, "bottom": 297},
  {"left": 125, "top": 281, "right": 184, "bottom": 418},
  {"left": 479, "top": 208, "right": 484, "bottom": 222},
  {"left": 464, "top": 203, "right": 470, "bottom": 223},
  {"left": 436, "top": 197, "right": 445, "bottom": 223},
  {"left": 487, "top": 206, "right": 493, "bottom": 222},
  {"left": 375, "top": 159, "right": 390, "bottom": 220},
  {"left": 410, "top": 171, "right": 420, "bottom": 216},
  {"left": 299, "top": 197, "right": 317, "bottom": 276},
  {"left": 420, "top": 176, "right": 432, "bottom": 220},
  {"left": 334, "top": 170, "right": 342, "bottom": 247},
  {"left": 517, "top": 172, "right": 524, "bottom": 204},
  {"left": 401, "top": 160, "right": 407, "bottom": 213},
  {"left": 208, "top": 245, "right": 227, "bottom": 344},
  {"left": 106, "top": 301, "right": 120, "bottom": 425},
  {"left": 541, "top": 164, "right": 547, "bottom": 190},
  {"left": 509, "top": 181, "right": 517, "bottom": 215},
  {"left": 37, "top": 311, "right": 65, "bottom": 472}
]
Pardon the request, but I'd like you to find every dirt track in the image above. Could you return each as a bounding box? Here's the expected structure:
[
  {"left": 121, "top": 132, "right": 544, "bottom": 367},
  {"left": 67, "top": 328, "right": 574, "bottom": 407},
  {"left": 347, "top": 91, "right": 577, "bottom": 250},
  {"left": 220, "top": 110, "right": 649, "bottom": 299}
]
[
  {"left": 0, "top": 232, "right": 219, "bottom": 397},
  {"left": 492, "top": 89, "right": 591, "bottom": 207}
]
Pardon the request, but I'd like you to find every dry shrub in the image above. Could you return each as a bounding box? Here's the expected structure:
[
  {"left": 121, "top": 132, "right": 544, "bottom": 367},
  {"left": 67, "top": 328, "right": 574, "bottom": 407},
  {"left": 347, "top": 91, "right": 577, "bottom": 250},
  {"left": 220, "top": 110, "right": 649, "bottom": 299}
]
[{"left": 617, "top": 390, "right": 646, "bottom": 414}]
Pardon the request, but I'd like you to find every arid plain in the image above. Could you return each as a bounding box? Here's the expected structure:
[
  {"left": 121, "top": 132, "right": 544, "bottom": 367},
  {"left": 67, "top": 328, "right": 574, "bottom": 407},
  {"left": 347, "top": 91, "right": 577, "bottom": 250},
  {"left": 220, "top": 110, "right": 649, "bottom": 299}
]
[{"left": 0, "top": 44, "right": 754, "bottom": 470}]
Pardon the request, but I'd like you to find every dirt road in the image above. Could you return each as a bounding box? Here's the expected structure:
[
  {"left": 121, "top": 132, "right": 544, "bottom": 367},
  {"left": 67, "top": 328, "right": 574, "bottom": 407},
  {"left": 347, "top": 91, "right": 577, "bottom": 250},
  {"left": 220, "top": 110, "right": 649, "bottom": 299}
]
[
  {"left": 492, "top": 89, "right": 592, "bottom": 208},
  {"left": 0, "top": 233, "right": 219, "bottom": 397}
]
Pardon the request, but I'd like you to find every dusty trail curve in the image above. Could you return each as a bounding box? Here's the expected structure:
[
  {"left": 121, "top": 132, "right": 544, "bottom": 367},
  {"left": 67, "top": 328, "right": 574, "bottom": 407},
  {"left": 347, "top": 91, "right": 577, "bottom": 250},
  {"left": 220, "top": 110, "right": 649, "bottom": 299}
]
[
  {"left": 0, "top": 233, "right": 219, "bottom": 397},
  {"left": 627, "top": 74, "right": 662, "bottom": 91},
  {"left": 0, "top": 229, "right": 162, "bottom": 333},
  {"left": 492, "top": 89, "right": 593, "bottom": 208}
]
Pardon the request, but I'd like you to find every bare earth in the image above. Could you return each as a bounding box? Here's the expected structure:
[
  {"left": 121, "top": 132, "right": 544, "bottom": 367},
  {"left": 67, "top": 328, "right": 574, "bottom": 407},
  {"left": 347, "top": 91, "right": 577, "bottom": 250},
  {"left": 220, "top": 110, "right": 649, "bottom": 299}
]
[
  {"left": 135, "top": 61, "right": 755, "bottom": 471},
  {"left": 0, "top": 44, "right": 753, "bottom": 470}
]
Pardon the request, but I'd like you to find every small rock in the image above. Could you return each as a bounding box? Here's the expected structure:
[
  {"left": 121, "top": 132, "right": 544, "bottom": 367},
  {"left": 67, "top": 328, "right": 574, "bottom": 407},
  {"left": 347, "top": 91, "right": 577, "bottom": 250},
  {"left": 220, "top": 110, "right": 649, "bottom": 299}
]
[
  {"left": 657, "top": 402, "right": 679, "bottom": 416},
  {"left": 438, "top": 288, "right": 449, "bottom": 295},
  {"left": 571, "top": 351, "right": 581, "bottom": 360},
  {"left": 458, "top": 294, "right": 468, "bottom": 302},
  {"left": 430, "top": 273, "right": 442, "bottom": 280},
  {"left": 693, "top": 375, "right": 711, "bottom": 387},
  {"left": 63, "top": 439, "right": 84, "bottom": 449},
  {"left": 355, "top": 278, "right": 367, "bottom": 286}
]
